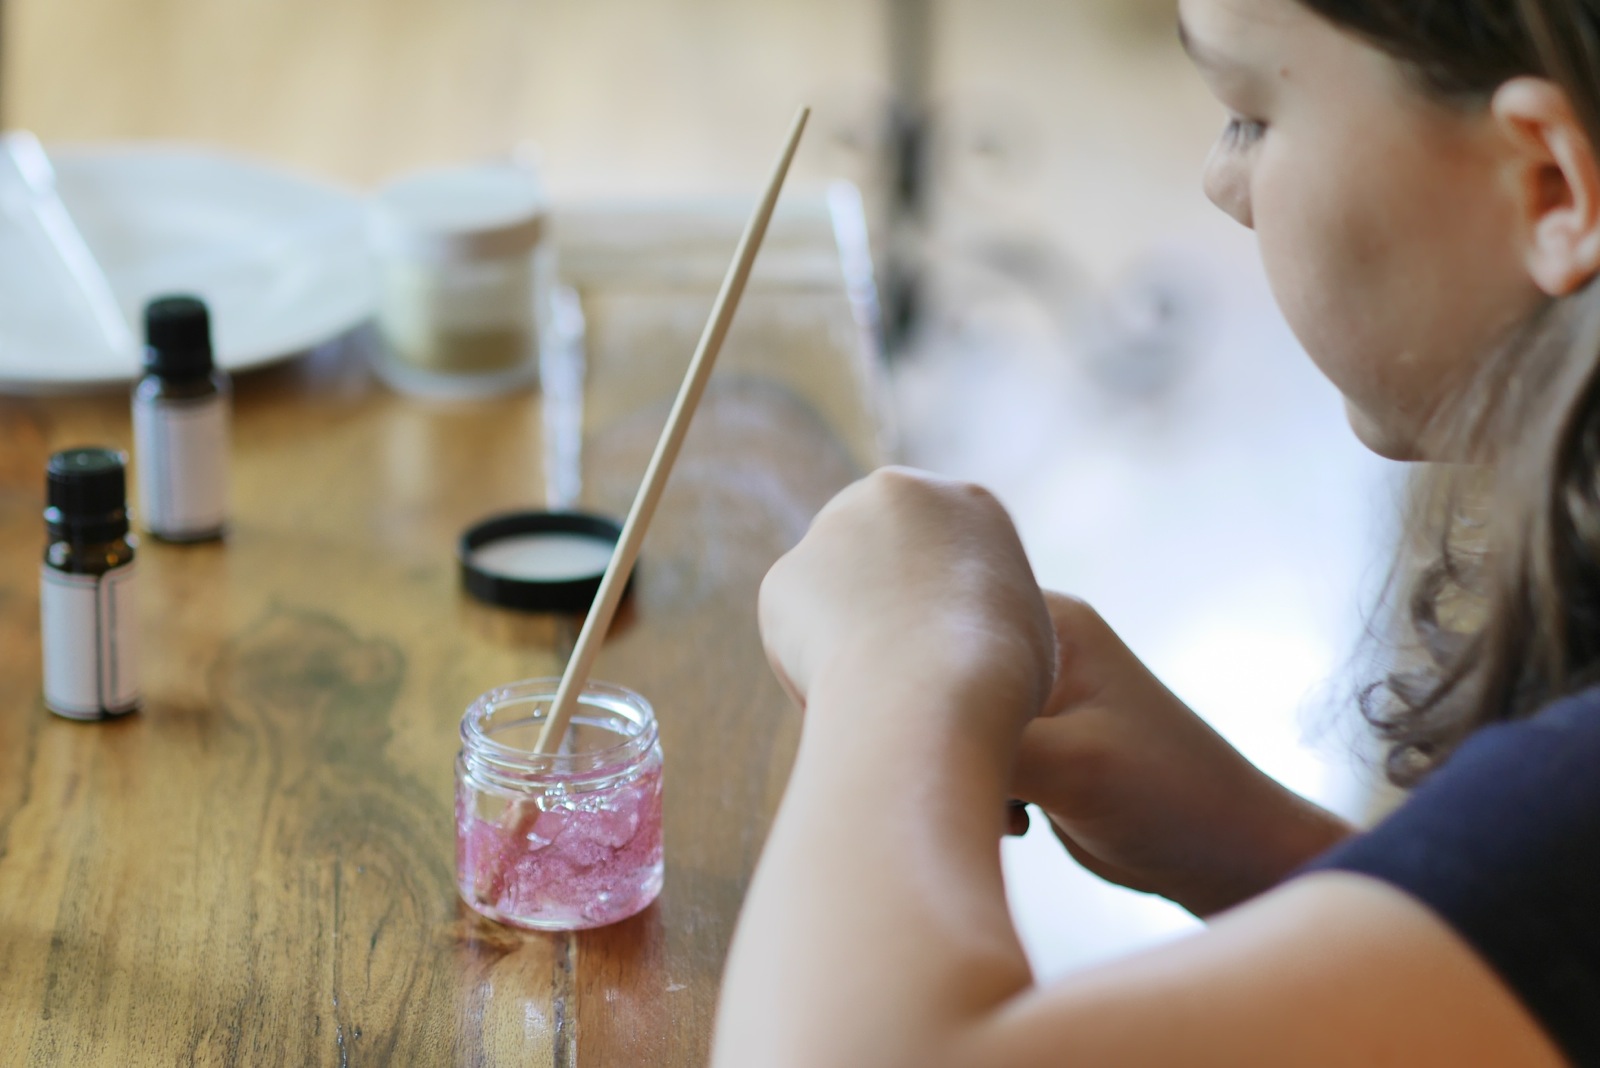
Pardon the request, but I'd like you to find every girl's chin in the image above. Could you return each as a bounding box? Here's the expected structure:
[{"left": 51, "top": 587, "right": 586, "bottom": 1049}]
[{"left": 1345, "top": 400, "right": 1424, "bottom": 462}]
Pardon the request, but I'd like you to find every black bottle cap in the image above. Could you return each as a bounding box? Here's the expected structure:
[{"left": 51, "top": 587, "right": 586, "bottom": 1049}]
[
  {"left": 144, "top": 295, "right": 215, "bottom": 379},
  {"left": 459, "top": 510, "right": 634, "bottom": 613},
  {"left": 45, "top": 447, "right": 129, "bottom": 541}
]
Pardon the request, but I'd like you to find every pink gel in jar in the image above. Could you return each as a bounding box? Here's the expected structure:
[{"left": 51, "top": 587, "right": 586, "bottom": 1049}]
[{"left": 456, "top": 679, "right": 664, "bottom": 930}]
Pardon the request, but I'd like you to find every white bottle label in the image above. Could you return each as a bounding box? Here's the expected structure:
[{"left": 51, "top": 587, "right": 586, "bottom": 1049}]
[
  {"left": 40, "top": 562, "right": 140, "bottom": 719},
  {"left": 133, "top": 393, "right": 229, "bottom": 538}
]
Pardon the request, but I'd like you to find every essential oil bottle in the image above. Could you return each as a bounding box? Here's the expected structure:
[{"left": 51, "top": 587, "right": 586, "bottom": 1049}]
[
  {"left": 132, "top": 295, "right": 231, "bottom": 542},
  {"left": 40, "top": 447, "right": 141, "bottom": 720}
]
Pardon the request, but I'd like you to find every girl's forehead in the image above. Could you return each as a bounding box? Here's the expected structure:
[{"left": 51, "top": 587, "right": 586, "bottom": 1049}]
[
  {"left": 1180, "top": 0, "right": 1316, "bottom": 48},
  {"left": 1181, "top": 0, "right": 1387, "bottom": 83}
]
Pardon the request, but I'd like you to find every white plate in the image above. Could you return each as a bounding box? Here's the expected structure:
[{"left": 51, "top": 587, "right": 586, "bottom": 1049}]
[{"left": 0, "top": 144, "right": 377, "bottom": 393}]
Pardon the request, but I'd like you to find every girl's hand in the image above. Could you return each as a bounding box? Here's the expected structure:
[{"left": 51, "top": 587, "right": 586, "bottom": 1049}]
[
  {"left": 758, "top": 467, "right": 1057, "bottom": 741},
  {"left": 1014, "top": 593, "right": 1354, "bottom": 916}
]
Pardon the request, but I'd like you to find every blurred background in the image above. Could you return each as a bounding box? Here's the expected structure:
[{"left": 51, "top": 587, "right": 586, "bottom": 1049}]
[{"left": 2, "top": 0, "right": 1403, "bottom": 977}]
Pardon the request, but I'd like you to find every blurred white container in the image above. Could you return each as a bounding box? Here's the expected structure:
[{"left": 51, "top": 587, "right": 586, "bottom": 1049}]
[{"left": 369, "top": 162, "right": 553, "bottom": 398}]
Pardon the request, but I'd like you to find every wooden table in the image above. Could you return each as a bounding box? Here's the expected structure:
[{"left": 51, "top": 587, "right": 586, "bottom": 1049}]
[{"left": 0, "top": 200, "right": 887, "bottom": 1065}]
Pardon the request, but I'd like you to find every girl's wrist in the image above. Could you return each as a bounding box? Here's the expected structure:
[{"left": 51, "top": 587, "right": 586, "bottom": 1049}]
[
  {"left": 803, "top": 625, "right": 1049, "bottom": 749},
  {"left": 793, "top": 653, "right": 1026, "bottom": 824},
  {"left": 1184, "top": 783, "right": 1357, "bottom": 917}
]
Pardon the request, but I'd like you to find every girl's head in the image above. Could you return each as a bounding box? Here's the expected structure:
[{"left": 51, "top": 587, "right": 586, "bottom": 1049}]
[
  {"left": 1184, "top": 0, "right": 1600, "bottom": 459},
  {"left": 1182, "top": 0, "right": 1600, "bottom": 780}
]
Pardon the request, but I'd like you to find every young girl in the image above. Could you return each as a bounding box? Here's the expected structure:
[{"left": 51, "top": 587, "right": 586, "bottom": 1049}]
[{"left": 714, "top": 0, "right": 1600, "bottom": 1064}]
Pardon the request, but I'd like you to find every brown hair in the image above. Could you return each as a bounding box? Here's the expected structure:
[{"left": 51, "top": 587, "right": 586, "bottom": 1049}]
[{"left": 1295, "top": 0, "right": 1600, "bottom": 785}]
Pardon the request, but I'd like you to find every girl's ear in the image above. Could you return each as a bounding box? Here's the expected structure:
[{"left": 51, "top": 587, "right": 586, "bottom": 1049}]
[{"left": 1494, "top": 77, "right": 1600, "bottom": 297}]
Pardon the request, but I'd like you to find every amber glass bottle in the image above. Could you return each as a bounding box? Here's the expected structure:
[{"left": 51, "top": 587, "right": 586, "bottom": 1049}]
[
  {"left": 131, "top": 295, "right": 231, "bottom": 542},
  {"left": 40, "top": 447, "right": 141, "bottom": 719}
]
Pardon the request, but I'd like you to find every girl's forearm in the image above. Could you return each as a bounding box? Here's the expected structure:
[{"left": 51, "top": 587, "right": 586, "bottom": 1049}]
[{"left": 714, "top": 659, "right": 1036, "bottom": 1068}]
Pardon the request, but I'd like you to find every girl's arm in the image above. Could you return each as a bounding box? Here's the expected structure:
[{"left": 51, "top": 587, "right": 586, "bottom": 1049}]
[
  {"left": 715, "top": 653, "right": 1039, "bottom": 1068},
  {"left": 714, "top": 660, "right": 1561, "bottom": 1067},
  {"left": 713, "top": 468, "right": 1561, "bottom": 1068},
  {"left": 1015, "top": 592, "right": 1355, "bottom": 916}
]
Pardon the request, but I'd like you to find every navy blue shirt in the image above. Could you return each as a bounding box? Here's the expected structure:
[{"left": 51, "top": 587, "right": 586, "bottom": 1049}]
[{"left": 1307, "top": 689, "right": 1600, "bottom": 1065}]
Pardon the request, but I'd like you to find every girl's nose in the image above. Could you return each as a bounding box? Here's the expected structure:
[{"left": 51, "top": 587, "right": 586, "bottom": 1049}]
[{"left": 1203, "top": 146, "right": 1255, "bottom": 228}]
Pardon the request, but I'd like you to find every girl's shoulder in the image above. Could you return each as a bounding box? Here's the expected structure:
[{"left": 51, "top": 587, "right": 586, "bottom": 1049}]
[{"left": 1306, "top": 684, "right": 1600, "bottom": 1065}]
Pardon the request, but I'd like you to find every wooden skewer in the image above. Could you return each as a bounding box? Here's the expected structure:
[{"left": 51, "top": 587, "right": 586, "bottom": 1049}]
[{"left": 535, "top": 106, "right": 811, "bottom": 754}]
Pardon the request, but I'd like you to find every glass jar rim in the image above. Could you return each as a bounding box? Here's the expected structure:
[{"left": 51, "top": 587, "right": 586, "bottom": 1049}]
[{"left": 459, "top": 678, "right": 657, "bottom": 788}]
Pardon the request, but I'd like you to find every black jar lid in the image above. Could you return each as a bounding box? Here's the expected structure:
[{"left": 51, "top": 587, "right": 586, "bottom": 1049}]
[
  {"left": 459, "top": 510, "right": 634, "bottom": 613},
  {"left": 45, "top": 447, "right": 129, "bottom": 541}
]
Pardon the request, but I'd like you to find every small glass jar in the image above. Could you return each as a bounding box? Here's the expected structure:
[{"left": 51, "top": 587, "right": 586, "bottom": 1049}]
[
  {"left": 369, "top": 163, "right": 554, "bottom": 399},
  {"left": 455, "top": 679, "right": 664, "bottom": 931}
]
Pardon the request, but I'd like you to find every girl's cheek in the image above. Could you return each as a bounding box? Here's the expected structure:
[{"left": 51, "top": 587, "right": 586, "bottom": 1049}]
[
  {"left": 1255, "top": 202, "right": 1399, "bottom": 443},
  {"left": 1250, "top": 150, "right": 1338, "bottom": 360},
  {"left": 1252, "top": 196, "right": 1353, "bottom": 386}
]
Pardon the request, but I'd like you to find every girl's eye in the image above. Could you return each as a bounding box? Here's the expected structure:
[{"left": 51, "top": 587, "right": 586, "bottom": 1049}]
[{"left": 1223, "top": 117, "right": 1267, "bottom": 149}]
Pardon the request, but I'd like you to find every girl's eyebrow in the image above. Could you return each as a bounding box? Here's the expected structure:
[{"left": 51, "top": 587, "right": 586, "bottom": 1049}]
[{"left": 1178, "top": 15, "right": 1246, "bottom": 73}]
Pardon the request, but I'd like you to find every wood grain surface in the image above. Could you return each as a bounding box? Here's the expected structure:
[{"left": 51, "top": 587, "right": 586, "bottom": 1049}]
[{"left": 0, "top": 211, "right": 884, "bottom": 1066}]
